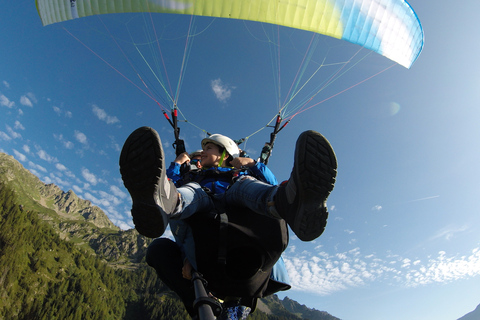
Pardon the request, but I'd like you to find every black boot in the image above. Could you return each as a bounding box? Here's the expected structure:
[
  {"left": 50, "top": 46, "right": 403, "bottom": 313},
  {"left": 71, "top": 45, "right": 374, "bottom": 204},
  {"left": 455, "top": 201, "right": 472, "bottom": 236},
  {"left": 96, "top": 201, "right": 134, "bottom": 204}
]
[
  {"left": 119, "top": 127, "right": 178, "bottom": 238},
  {"left": 274, "top": 130, "right": 337, "bottom": 241}
]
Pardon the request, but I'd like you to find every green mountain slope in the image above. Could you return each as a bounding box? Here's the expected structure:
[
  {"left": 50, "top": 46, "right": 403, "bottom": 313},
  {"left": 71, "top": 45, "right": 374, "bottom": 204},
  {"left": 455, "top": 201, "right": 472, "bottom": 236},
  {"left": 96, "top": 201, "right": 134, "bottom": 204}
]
[
  {"left": 0, "top": 152, "right": 339, "bottom": 320},
  {"left": 0, "top": 182, "right": 188, "bottom": 319}
]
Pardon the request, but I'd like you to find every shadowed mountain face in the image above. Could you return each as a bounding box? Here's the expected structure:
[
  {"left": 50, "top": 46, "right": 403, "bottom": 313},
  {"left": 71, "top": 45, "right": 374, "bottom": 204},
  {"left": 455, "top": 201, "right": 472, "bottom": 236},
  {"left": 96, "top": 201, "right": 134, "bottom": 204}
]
[{"left": 457, "top": 304, "right": 480, "bottom": 320}]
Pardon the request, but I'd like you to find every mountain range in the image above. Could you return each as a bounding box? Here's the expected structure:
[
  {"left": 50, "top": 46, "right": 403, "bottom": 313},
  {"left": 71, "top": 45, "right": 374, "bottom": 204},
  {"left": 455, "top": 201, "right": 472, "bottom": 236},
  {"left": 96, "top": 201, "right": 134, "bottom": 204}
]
[
  {"left": 0, "top": 152, "right": 340, "bottom": 320},
  {"left": 457, "top": 304, "right": 480, "bottom": 320},
  {"left": 2, "top": 151, "right": 478, "bottom": 320}
]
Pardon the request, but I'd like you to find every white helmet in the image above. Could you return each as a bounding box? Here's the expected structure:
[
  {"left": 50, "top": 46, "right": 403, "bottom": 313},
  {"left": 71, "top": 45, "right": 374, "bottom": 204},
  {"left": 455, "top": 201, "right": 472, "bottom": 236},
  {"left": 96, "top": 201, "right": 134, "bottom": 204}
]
[{"left": 201, "top": 134, "right": 240, "bottom": 158}]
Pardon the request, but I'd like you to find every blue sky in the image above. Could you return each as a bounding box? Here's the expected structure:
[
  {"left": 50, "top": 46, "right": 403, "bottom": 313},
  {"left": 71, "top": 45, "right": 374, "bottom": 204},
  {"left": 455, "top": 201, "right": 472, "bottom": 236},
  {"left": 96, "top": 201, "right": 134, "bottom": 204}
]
[{"left": 2, "top": 1, "right": 480, "bottom": 320}]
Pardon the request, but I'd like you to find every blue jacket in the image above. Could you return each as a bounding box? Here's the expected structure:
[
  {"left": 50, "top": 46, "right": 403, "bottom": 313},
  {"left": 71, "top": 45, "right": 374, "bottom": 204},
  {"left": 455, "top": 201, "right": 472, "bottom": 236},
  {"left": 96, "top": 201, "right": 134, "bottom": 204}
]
[
  {"left": 166, "top": 161, "right": 278, "bottom": 192},
  {"left": 167, "top": 161, "right": 277, "bottom": 268}
]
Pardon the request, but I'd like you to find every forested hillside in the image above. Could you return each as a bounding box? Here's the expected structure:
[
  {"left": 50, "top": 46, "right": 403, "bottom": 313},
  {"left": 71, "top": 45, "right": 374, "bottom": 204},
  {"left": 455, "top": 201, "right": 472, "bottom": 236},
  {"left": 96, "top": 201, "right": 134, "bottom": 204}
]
[
  {"left": 0, "top": 183, "right": 190, "bottom": 319},
  {"left": 0, "top": 152, "right": 340, "bottom": 320},
  {"left": 0, "top": 182, "right": 303, "bottom": 320}
]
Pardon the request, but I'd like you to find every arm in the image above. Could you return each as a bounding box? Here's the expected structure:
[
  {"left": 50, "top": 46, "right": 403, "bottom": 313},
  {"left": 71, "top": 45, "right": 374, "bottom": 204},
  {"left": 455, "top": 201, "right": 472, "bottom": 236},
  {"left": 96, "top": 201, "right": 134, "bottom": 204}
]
[
  {"left": 166, "top": 162, "right": 183, "bottom": 185},
  {"left": 230, "top": 157, "right": 278, "bottom": 185},
  {"left": 247, "top": 161, "right": 278, "bottom": 185},
  {"left": 167, "top": 152, "right": 192, "bottom": 185}
]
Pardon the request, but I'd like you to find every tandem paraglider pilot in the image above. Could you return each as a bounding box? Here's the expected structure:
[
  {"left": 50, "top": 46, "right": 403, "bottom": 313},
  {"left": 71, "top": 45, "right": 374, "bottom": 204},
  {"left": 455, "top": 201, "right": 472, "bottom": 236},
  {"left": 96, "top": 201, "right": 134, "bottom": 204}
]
[{"left": 119, "top": 126, "right": 337, "bottom": 319}]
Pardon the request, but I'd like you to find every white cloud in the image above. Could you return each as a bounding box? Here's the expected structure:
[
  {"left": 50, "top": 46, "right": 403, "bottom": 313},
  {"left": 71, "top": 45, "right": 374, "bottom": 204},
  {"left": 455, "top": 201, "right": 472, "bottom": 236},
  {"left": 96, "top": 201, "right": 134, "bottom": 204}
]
[
  {"left": 13, "top": 149, "right": 27, "bottom": 162},
  {"left": 109, "top": 217, "right": 133, "bottom": 230},
  {"left": 83, "top": 192, "right": 98, "bottom": 204},
  {"left": 110, "top": 185, "right": 127, "bottom": 199},
  {"left": 48, "top": 172, "right": 69, "bottom": 188},
  {"left": 372, "top": 205, "right": 382, "bottom": 211},
  {"left": 92, "top": 105, "right": 119, "bottom": 124},
  {"left": 98, "top": 190, "right": 122, "bottom": 206},
  {"left": 29, "top": 161, "right": 47, "bottom": 173},
  {"left": 400, "top": 249, "right": 480, "bottom": 287},
  {"left": 429, "top": 224, "right": 469, "bottom": 242},
  {"left": 29, "top": 169, "right": 41, "bottom": 178},
  {"left": 108, "top": 135, "right": 121, "bottom": 152},
  {"left": 283, "top": 247, "right": 480, "bottom": 296},
  {"left": 72, "top": 185, "right": 83, "bottom": 194},
  {"left": 53, "top": 106, "right": 73, "bottom": 118},
  {"left": 64, "top": 170, "right": 77, "bottom": 180},
  {"left": 14, "top": 120, "right": 25, "bottom": 130},
  {"left": 84, "top": 191, "right": 110, "bottom": 208},
  {"left": 36, "top": 147, "right": 57, "bottom": 163},
  {"left": 54, "top": 133, "right": 74, "bottom": 149},
  {"left": 211, "top": 78, "right": 235, "bottom": 102},
  {"left": 20, "top": 95, "right": 33, "bottom": 107},
  {"left": 117, "top": 220, "right": 133, "bottom": 230},
  {"left": 20, "top": 92, "right": 37, "bottom": 107},
  {"left": 0, "top": 131, "right": 11, "bottom": 141},
  {"left": 6, "top": 125, "right": 21, "bottom": 139},
  {"left": 0, "top": 94, "right": 15, "bottom": 108},
  {"left": 3, "top": 81, "right": 10, "bottom": 89},
  {"left": 82, "top": 168, "right": 98, "bottom": 185},
  {"left": 74, "top": 130, "right": 88, "bottom": 145},
  {"left": 27, "top": 92, "right": 37, "bottom": 103},
  {"left": 401, "top": 258, "right": 411, "bottom": 268},
  {"left": 22, "top": 145, "right": 30, "bottom": 153},
  {"left": 55, "top": 163, "right": 67, "bottom": 171}
]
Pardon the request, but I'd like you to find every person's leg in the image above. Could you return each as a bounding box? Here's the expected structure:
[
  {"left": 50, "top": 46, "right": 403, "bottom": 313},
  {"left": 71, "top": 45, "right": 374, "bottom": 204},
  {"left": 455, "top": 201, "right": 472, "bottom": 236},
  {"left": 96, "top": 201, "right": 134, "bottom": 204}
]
[
  {"left": 274, "top": 130, "right": 337, "bottom": 241},
  {"left": 146, "top": 238, "right": 196, "bottom": 317},
  {"left": 224, "top": 176, "right": 277, "bottom": 217},
  {"left": 227, "top": 130, "right": 337, "bottom": 241},
  {"left": 174, "top": 182, "right": 213, "bottom": 220},
  {"left": 120, "top": 127, "right": 178, "bottom": 238}
]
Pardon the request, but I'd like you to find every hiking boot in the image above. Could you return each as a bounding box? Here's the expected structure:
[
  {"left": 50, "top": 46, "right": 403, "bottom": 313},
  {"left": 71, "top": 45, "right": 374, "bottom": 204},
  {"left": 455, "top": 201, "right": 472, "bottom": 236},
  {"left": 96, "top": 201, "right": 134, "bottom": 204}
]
[
  {"left": 119, "top": 126, "right": 178, "bottom": 238},
  {"left": 274, "top": 130, "right": 337, "bottom": 241}
]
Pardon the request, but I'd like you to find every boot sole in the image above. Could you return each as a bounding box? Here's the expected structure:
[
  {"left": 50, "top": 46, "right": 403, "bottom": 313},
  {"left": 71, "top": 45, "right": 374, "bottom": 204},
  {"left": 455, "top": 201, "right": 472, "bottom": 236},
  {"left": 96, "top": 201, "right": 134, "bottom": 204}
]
[
  {"left": 119, "top": 127, "right": 167, "bottom": 238},
  {"left": 291, "top": 130, "right": 337, "bottom": 241}
]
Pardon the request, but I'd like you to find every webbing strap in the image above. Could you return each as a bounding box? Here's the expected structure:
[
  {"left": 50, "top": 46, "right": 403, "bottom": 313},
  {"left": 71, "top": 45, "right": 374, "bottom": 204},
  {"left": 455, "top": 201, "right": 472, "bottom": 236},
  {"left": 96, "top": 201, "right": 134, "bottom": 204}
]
[{"left": 217, "top": 212, "right": 228, "bottom": 265}]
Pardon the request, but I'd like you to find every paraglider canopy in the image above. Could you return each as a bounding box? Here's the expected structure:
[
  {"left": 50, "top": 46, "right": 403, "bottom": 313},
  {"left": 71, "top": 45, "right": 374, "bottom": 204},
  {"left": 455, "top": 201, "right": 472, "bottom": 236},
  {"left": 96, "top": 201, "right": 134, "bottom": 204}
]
[
  {"left": 36, "top": 0, "right": 423, "bottom": 163},
  {"left": 36, "top": 0, "right": 423, "bottom": 68}
]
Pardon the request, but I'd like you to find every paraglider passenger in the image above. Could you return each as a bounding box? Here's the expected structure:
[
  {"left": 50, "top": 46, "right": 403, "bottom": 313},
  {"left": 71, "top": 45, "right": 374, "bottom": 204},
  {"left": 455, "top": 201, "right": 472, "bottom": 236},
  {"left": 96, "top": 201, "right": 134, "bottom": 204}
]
[
  {"left": 166, "top": 144, "right": 278, "bottom": 269},
  {"left": 147, "top": 137, "right": 287, "bottom": 318},
  {"left": 120, "top": 126, "right": 336, "bottom": 242},
  {"left": 119, "top": 126, "right": 337, "bottom": 318}
]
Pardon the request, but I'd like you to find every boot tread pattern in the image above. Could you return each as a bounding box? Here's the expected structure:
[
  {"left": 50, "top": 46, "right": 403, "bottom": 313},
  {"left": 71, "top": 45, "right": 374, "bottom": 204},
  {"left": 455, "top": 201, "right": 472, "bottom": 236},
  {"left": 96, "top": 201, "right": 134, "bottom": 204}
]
[{"left": 294, "top": 130, "right": 337, "bottom": 241}]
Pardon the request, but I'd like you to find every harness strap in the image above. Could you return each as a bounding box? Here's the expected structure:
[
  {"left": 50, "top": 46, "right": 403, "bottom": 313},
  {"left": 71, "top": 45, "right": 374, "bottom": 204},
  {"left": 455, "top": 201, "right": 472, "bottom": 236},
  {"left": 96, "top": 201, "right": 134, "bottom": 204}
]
[
  {"left": 184, "top": 168, "right": 244, "bottom": 186},
  {"left": 218, "top": 212, "right": 229, "bottom": 265}
]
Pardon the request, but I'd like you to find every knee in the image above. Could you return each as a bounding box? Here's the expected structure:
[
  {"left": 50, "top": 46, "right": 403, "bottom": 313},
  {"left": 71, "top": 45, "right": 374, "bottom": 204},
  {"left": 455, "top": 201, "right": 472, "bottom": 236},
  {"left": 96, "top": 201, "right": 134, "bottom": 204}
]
[
  {"left": 179, "top": 181, "right": 202, "bottom": 192},
  {"left": 146, "top": 238, "right": 179, "bottom": 267}
]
